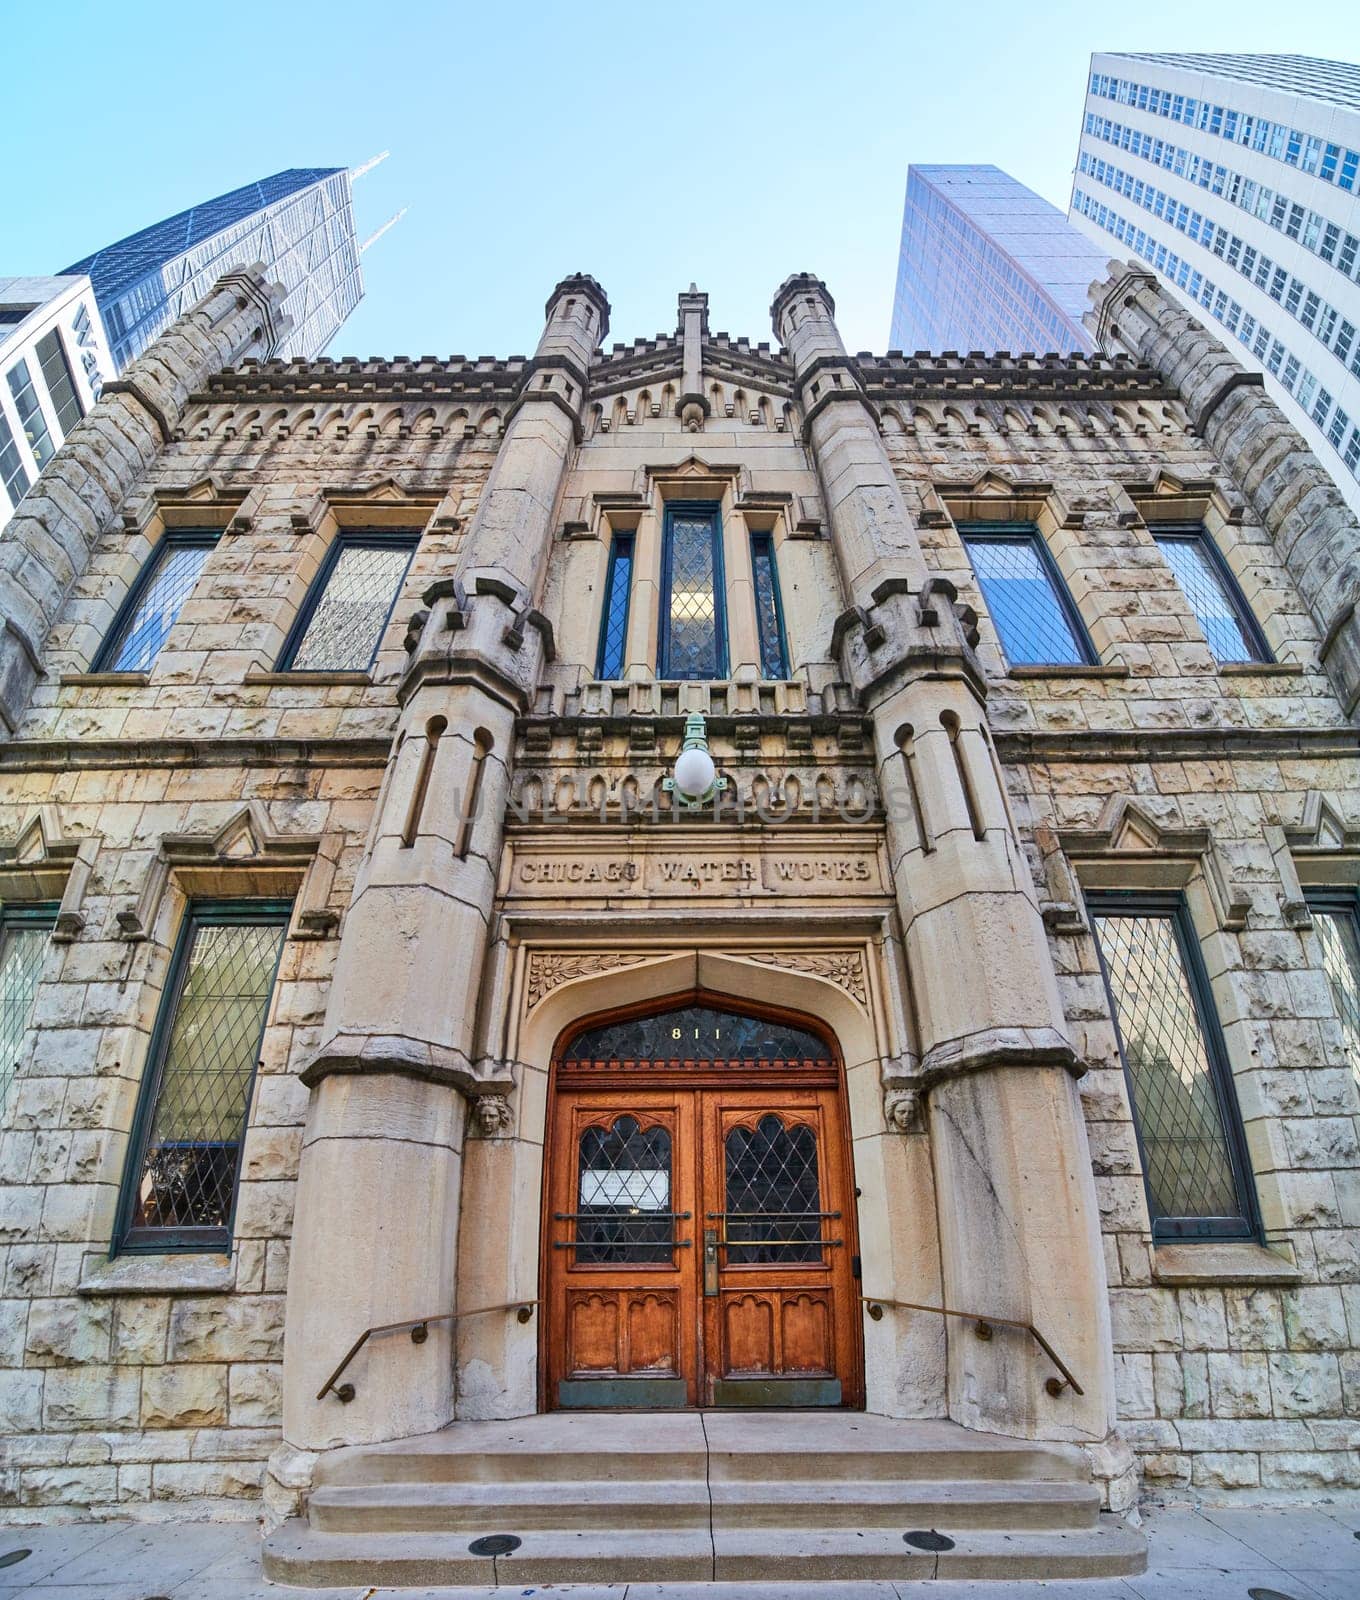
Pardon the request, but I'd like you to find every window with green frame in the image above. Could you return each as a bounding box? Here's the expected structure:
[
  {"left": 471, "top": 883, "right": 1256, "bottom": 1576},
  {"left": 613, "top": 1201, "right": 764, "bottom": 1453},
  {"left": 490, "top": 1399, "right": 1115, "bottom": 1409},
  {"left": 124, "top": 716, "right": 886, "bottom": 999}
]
[
  {"left": 595, "top": 529, "right": 635, "bottom": 679},
  {"left": 749, "top": 528, "right": 789, "bottom": 678},
  {"left": 0, "top": 904, "right": 56, "bottom": 1119},
  {"left": 959, "top": 523, "right": 1096, "bottom": 667},
  {"left": 1087, "top": 892, "right": 1260, "bottom": 1241},
  {"left": 113, "top": 901, "right": 290, "bottom": 1254},
  {"left": 1306, "top": 889, "right": 1360, "bottom": 1086},
  {"left": 277, "top": 533, "right": 417, "bottom": 672},
  {"left": 94, "top": 532, "right": 218, "bottom": 673}
]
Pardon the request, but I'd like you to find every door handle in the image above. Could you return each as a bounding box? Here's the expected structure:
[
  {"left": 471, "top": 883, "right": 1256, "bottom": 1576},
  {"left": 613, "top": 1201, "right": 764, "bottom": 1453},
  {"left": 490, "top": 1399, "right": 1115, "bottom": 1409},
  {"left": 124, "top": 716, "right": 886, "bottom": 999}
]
[{"left": 703, "top": 1228, "right": 719, "bottom": 1296}]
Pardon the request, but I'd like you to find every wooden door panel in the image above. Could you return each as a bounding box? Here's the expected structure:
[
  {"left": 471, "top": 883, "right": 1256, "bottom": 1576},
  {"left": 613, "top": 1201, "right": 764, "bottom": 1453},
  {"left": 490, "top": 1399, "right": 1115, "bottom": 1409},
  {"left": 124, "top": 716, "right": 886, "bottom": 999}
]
[
  {"left": 780, "top": 1289, "right": 835, "bottom": 1374},
  {"left": 722, "top": 1292, "right": 775, "bottom": 1373}
]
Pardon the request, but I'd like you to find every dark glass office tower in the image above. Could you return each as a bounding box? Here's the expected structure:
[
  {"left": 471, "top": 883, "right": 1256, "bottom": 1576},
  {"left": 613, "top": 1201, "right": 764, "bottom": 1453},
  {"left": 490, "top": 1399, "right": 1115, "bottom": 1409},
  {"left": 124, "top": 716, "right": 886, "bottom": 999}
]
[
  {"left": 65, "top": 168, "right": 364, "bottom": 370},
  {"left": 890, "top": 165, "right": 1111, "bottom": 354}
]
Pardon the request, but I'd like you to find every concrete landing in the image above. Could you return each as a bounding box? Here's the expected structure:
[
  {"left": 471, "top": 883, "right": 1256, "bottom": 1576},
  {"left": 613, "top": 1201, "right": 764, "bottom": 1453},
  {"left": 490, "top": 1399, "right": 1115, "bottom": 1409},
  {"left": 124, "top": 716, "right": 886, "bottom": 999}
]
[{"left": 264, "top": 1411, "right": 1148, "bottom": 1586}]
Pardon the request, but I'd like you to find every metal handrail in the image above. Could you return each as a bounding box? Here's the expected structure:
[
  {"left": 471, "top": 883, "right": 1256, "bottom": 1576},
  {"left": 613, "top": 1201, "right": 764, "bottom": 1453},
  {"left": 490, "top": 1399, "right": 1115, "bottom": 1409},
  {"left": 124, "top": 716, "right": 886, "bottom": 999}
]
[
  {"left": 860, "top": 1294, "right": 1083, "bottom": 1398},
  {"left": 318, "top": 1300, "right": 538, "bottom": 1403}
]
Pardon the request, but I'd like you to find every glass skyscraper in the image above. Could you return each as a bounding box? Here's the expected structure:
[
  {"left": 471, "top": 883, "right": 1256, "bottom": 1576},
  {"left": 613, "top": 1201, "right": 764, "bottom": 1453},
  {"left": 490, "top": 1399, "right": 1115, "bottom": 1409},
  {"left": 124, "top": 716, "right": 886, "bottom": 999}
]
[
  {"left": 1069, "top": 52, "right": 1360, "bottom": 516},
  {"left": 890, "top": 165, "right": 1112, "bottom": 355},
  {"left": 65, "top": 168, "right": 365, "bottom": 371}
]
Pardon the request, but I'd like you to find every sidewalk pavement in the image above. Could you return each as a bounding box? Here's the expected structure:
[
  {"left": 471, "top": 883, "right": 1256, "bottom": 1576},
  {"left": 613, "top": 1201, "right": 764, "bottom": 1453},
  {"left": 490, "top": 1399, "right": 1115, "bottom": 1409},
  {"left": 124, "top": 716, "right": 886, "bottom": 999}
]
[{"left": 0, "top": 1503, "right": 1353, "bottom": 1599}]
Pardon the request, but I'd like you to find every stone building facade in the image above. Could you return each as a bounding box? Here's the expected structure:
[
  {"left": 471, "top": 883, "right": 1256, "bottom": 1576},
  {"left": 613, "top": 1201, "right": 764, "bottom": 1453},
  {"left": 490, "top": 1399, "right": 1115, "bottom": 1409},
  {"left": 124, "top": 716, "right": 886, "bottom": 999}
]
[{"left": 0, "top": 258, "right": 1355, "bottom": 1575}]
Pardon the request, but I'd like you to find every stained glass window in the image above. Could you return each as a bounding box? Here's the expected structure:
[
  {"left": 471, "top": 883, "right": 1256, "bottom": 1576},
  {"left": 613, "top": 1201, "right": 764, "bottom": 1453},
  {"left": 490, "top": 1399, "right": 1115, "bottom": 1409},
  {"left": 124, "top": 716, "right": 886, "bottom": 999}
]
[
  {"left": 1152, "top": 527, "right": 1270, "bottom": 664},
  {"left": 595, "top": 531, "right": 634, "bottom": 679},
  {"left": 1307, "top": 893, "right": 1360, "bottom": 1087},
  {"left": 0, "top": 907, "right": 54, "bottom": 1122},
  {"left": 282, "top": 536, "right": 415, "bottom": 672},
  {"left": 574, "top": 1116, "right": 674, "bottom": 1264},
  {"left": 116, "top": 903, "right": 289, "bottom": 1252},
  {"left": 562, "top": 1004, "right": 830, "bottom": 1066},
  {"left": 96, "top": 535, "right": 216, "bottom": 673},
  {"left": 661, "top": 505, "right": 726, "bottom": 679},
  {"left": 724, "top": 1114, "right": 824, "bottom": 1264},
  {"left": 1090, "top": 896, "right": 1257, "bottom": 1239},
  {"left": 750, "top": 530, "right": 788, "bottom": 678},
  {"left": 960, "top": 525, "right": 1094, "bottom": 667}
]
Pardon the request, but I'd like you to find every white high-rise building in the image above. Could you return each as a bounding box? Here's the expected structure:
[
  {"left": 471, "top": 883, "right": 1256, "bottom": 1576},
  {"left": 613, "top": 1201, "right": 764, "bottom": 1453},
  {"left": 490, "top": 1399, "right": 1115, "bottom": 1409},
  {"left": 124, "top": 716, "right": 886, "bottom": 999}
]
[
  {"left": 1068, "top": 52, "right": 1360, "bottom": 515},
  {"left": 0, "top": 277, "right": 114, "bottom": 523}
]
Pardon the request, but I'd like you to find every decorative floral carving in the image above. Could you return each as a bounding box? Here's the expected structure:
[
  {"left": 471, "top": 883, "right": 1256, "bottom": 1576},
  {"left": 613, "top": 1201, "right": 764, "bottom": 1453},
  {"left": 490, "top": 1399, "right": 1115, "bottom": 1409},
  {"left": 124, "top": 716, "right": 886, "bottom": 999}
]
[
  {"left": 471, "top": 1094, "right": 514, "bottom": 1136},
  {"left": 741, "top": 950, "right": 868, "bottom": 1007},
  {"left": 524, "top": 951, "right": 654, "bottom": 1011},
  {"left": 883, "top": 1089, "right": 921, "bottom": 1133}
]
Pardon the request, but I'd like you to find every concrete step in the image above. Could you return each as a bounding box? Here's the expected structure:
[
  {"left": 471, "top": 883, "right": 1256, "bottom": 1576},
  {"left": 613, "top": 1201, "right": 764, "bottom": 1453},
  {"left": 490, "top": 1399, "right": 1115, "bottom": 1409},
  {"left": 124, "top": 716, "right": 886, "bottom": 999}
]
[
  {"left": 263, "top": 1516, "right": 1148, "bottom": 1587},
  {"left": 308, "top": 1474, "right": 1101, "bottom": 1535}
]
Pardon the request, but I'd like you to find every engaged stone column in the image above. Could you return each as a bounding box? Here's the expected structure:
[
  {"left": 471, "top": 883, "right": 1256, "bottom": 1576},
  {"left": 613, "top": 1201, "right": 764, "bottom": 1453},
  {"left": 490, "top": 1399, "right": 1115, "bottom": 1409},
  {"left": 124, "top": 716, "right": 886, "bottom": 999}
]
[
  {"left": 773, "top": 275, "right": 1113, "bottom": 1444},
  {"left": 281, "top": 277, "right": 608, "bottom": 1453},
  {"left": 1088, "top": 259, "right": 1360, "bottom": 719},
  {"left": 0, "top": 268, "right": 289, "bottom": 736}
]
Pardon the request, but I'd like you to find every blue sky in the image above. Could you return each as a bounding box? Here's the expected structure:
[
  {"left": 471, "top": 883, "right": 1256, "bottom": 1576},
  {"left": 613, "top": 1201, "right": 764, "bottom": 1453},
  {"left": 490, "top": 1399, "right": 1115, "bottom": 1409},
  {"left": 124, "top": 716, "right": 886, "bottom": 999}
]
[{"left": 5, "top": 0, "right": 1352, "bottom": 356}]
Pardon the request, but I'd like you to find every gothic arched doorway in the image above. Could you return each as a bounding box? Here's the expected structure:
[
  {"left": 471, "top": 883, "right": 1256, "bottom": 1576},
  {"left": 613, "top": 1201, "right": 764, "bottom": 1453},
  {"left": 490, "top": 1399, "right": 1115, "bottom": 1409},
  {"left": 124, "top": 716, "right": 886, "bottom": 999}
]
[{"left": 541, "top": 993, "right": 863, "bottom": 1409}]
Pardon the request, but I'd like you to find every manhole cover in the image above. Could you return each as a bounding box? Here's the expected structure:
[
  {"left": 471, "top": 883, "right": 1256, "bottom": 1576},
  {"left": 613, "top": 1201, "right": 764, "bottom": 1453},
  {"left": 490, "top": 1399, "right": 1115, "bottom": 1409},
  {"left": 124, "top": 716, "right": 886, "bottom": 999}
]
[
  {"left": 0, "top": 1552, "right": 29, "bottom": 1569},
  {"left": 468, "top": 1534, "right": 522, "bottom": 1557},
  {"left": 903, "top": 1530, "right": 955, "bottom": 1552}
]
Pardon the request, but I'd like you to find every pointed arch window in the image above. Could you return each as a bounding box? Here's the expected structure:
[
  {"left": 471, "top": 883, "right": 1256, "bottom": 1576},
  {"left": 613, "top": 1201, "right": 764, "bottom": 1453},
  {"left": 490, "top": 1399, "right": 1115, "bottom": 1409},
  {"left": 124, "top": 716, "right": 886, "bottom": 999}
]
[{"left": 660, "top": 503, "right": 727, "bottom": 679}]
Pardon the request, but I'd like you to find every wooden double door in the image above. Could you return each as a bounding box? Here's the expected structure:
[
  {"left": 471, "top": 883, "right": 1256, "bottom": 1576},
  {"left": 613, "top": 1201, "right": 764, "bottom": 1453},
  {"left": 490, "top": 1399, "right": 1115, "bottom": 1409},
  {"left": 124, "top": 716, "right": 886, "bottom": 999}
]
[{"left": 543, "top": 1001, "right": 862, "bottom": 1409}]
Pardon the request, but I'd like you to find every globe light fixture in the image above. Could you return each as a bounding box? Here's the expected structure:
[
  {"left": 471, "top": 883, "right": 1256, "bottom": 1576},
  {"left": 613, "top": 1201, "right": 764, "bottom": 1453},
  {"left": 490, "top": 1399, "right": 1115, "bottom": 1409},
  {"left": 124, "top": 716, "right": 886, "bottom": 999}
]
[{"left": 664, "top": 711, "right": 726, "bottom": 807}]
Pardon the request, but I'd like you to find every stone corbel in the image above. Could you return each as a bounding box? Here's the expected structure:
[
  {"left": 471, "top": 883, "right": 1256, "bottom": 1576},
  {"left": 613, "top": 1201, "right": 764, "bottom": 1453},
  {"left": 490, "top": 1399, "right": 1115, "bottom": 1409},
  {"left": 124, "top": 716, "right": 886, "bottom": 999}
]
[
  {"left": 1266, "top": 824, "right": 1312, "bottom": 930},
  {"left": 116, "top": 802, "right": 327, "bottom": 941},
  {"left": 0, "top": 808, "right": 99, "bottom": 940},
  {"left": 468, "top": 1093, "right": 515, "bottom": 1137},
  {"left": 1032, "top": 819, "right": 1088, "bottom": 934}
]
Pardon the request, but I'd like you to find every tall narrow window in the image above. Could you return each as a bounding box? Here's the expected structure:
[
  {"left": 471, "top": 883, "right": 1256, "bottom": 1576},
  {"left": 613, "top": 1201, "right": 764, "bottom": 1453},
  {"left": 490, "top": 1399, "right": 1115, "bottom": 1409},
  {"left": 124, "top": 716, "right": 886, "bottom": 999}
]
[
  {"left": 279, "top": 534, "right": 416, "bottom": 672},
  {"left": 1088, "top": 893, "right": 1258, "bottom": 1240},
  {"left": 595, "top": 530, "right": 634, "bottom": 679},
  {"left": 6, "top": 359, "right": 54, "bottom": 471},
  {"left": 35, "top": 329, "right": 85, "bottom": 437},
  {"left": 1306, "top": 890, "right": 1360, "bottom": 1086},
  {"left": 959, "top": 524, "right": 1095, "bottom": 667},
  {"left": 660, "top": 503, "right": 727, "bottom": 679},
  {"left": 94, "top": 533, "right": 217, "bottom": 673},
  {"left": 0, "top": 906, "right": 55, "bottom": 1119},
  {"left": 749, "top": 529, "right": 789, "bottom": 678},
  {"left": 114, "top": 902, "right": 289, "bottom": 1253},
  {"left": 0, "top": 410, "right": 30, "bottom": 508},
  {"left": 1151, "top": 525, "right": 1271, "bottom": 664}
]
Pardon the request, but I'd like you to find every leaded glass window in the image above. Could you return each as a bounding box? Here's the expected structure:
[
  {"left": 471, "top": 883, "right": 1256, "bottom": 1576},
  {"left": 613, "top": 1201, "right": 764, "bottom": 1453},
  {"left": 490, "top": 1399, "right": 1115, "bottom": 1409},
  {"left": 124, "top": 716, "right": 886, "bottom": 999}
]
[
  {"left": 660, "top": 505, "right": 726, "bottom": 679},
  {"left": 750, "top": 530, "right": 788, "bottom": 678},
  {"left": 595, "top": 531, "right": 634, "bottom": 679},
  {"left": 6, "top": 359, "right": 53, "bottom": 471},
  {"left": 0, "top": 907, "right": 54, "bottom": 1120},
  {"left": 960, "top": 525, "right": 1095, "bottom": 667},
  {"left": 562, "top": 1004, "right": 831, "bottom": 1066},
  {"left": 574, "top": 1115, "right": 674, "bottom": 1264},
  {"left": 1152, "top": 527, "right": 1270, "bottom": 664},
  {"left": 95, "top": 534, "right": 216, "bottom": 673},
  {"left": 1307, "top": 892, "right": 1360, "bottom": 1086},
  {"left": 724, "top": 1114, "right": 823, "bottom": 1264},
  {"left": 115, "top": 902, "right": 289, "bottom": 1252},
  {"left": 281, "top": 535, "right": 416, "bottom": 672},
  {"left": 1089, "top": 895, "right": 1258, "bottom": 1239}
]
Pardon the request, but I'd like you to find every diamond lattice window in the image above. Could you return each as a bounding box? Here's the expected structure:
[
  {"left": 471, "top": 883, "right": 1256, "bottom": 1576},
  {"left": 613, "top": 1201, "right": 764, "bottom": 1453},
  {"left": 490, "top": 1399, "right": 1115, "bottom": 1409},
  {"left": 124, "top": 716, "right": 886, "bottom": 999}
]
[
  {"left": 724, "top": 1114, "right": 823, "bottom": 1264},
  {"left": 1311, "top": 902, "right": 1360, "bottom": 1087},
  {"left": 99, "top": 537, "right": 215, "bottom": 673},
  {"left": 285, "top": 538, "right": 415, "bottom": 671},
  {"left": 1154, "top": 532, "right": 1267, "bottom": 664},
  {"left": 0, "top": 912, "right": 53, "bottom": 1121},
  {"left": 750, "top": 531, "right": 788, "bottom": 678},
  {"left": 961, "top": 529, "right": 1092, "bottom": 666},
  {"left": 1093, "top": 905, "right": 1254, "bottom": 1235},
  {"left": 575, "top": 1115, "right": 674, "bottom": 1264},
  {"left": 595, "top": 531, "right": 634, "bottom": 679},
  {"left": 119, "top": 906, "right": 288, "bottom": 1250},
  {"left": 662, "top": 508, "right": 725, "bottom": 679}
]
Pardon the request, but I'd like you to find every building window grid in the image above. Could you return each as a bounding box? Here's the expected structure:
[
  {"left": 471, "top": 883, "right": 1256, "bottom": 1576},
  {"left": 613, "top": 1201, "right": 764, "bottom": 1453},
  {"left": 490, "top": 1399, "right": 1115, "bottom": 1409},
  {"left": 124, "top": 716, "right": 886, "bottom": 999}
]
[
  {"left": 0, "top": 410, "right": 31, "bottom": 507},
  {"left": 94, "top": 533, "right": 218, "bottom": 674},
  {"left": 1088, "top": 892, "right": 1261, "bottom": 1241},
  {"left": 749, "top": 530, "right": 790, "bottom": 679},
  {"left": 0, "top": 905, "right": 56, "bottom": 1122},
  {"left": 113, "top": 901, "right": 290, "bottom": 1255},
  {"left": 594, "top": 530, "right": 635, "bottom": 680},
  {"left": 6, "top": 359, "right": 55, "bottom": 472},
  {"left": 1072, "top": 187, "right": 1360, "bottom": 491},
  {"left": 959, "top": 523, "right": 1097, "bottom": 668},
  {"left": 277, "top": 535, "right": 416, "bottom": 674},
  {"left": 34, "top": 329, "right": 85, "bottom": 437}
]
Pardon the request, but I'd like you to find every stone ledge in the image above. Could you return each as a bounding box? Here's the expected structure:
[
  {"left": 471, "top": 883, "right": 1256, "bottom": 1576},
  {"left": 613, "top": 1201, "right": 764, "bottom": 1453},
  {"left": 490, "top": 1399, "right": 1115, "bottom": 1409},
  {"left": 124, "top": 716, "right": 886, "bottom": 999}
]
[
  {"left": 1217, "top": 661, "right": 1307, "bottom": 677},
  {"left": 58, "top": 672, "right": 152, "bottom": 688},
  {"left": 77, "top": 1251, "right": 235, "bottom": 1297},
  {"left": 243, "top": 670, "right": 373, "bottom": 686},
  {"left": 1151, "top": 1240, "right": 1301, "bottom": 1286},
  {"left": 1008, "top": 665, "right": 1131, "bottom": 680}
]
